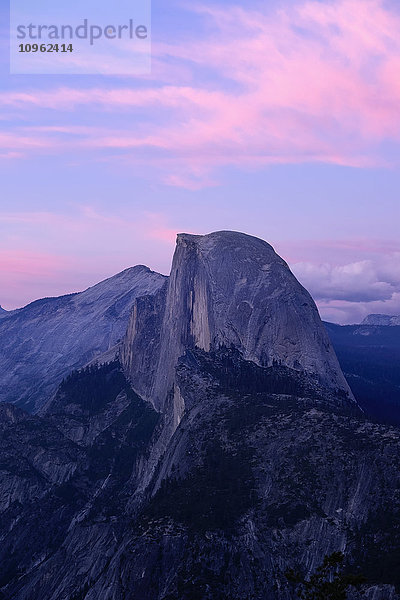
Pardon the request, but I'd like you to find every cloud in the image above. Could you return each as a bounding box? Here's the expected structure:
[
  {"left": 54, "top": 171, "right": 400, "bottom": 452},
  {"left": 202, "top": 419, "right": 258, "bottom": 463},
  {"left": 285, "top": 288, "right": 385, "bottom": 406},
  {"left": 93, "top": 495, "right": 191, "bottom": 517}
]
[
  {"left": 290, "top": 251, "right": 400, "bottom": 323},
  {"left": 1, "top": 0, "right": 400, "bottom": 185},
  {"left": 317, "top": 294, "right": 400, "bottom": 325},
  {"left": 0, "top": 249, "right": 68, "bottom": 277},
  {"left": 0, "top": 249, "right": 77, "bottom": 310}
]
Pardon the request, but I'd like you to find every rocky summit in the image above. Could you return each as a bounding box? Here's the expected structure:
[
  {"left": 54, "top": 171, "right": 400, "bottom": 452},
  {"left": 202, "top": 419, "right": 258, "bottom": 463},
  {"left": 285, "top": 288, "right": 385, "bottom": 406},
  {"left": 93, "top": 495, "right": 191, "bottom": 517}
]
[
  {"left": 122, "top": 231, "right": 355, "bottom": 412},
  {"left": 0, "top": 266, "right": 166, "bottom": 412},
  {"left": 0, "top": 231, "right": 399, "bottom": 600}
]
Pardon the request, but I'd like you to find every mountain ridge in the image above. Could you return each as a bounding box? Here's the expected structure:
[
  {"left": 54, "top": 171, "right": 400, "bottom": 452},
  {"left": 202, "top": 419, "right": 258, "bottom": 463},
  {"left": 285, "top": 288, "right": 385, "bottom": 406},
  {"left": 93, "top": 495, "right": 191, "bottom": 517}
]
[
  {"left": 361, "top": 314, "right": 400, "bottom": 326},
  {"left": 0, "top": 265, "right": 166, "bottom": 412}
]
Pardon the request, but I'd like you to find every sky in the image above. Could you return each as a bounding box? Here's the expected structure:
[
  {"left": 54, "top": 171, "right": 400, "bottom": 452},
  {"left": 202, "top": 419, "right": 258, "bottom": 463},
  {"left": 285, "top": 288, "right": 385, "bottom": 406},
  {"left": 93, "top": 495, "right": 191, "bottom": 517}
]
[{"left": 0, "top": 0, "right": 399, "bottom": 323}]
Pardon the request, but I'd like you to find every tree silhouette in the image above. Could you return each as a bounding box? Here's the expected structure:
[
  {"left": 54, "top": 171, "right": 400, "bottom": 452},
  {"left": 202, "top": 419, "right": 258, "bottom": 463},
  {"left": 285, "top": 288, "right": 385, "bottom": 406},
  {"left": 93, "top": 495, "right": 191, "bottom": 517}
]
[{"left": 286, "top": 551, "right": 366, "bottom": 600}]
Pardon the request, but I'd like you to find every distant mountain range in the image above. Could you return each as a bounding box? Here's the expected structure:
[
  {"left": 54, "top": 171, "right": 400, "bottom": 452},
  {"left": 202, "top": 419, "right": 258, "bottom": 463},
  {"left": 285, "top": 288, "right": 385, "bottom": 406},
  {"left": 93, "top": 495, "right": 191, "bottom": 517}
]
[
  {"left": 0, "top": 232, "right": 399, "bottom": 600},
  {"left": 324, "top": 318, "right": 400, "bottom": 425},
  {"left": 361, "top": 314, "right": 400, "bottom": 326}
]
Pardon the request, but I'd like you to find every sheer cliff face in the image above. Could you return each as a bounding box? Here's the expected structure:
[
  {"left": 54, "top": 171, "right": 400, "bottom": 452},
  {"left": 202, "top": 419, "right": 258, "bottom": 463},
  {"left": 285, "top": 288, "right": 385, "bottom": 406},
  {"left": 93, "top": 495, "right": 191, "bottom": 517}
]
[{"left": 122, "top": 231, "right": 353, "bottom": 412}]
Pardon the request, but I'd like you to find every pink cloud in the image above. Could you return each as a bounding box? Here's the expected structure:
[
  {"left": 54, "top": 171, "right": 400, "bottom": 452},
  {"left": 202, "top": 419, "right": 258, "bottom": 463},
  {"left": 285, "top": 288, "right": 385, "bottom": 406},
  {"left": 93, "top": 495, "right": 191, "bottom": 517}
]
[
  {"left": 163, "top": 172, "right": 218, "bottom": 190},
  {"left": 0, "top": 151, "right": 24, "bottom": 159},
  {"left": 0, "top": 132, "right": 58, "bottom": 153},
  {"left": 1, "top": 0, "right": 400, "bottom": 185},
  {"left": 0, "top": 250, "right": 76, "bottom": 310},
  {"left": 0, "top": 250, "right": 67, "bottom": 277},
  {"left": 144, "top": 213, "right": 179, "bottom": 243}
]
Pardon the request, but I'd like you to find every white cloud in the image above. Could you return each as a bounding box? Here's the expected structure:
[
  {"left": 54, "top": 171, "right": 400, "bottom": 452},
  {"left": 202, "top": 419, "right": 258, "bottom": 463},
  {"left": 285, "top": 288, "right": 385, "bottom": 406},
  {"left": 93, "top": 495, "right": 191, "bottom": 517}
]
[{"left": 291, "top": 253, "right": 400, "bottom": 323}]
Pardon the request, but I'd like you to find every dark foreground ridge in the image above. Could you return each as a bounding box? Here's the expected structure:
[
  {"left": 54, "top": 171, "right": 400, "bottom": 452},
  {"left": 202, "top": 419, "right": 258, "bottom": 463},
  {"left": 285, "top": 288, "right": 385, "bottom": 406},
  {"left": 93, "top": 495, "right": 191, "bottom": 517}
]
[{"left": 0, "top": 355, "right": 399, "bottom": 599}]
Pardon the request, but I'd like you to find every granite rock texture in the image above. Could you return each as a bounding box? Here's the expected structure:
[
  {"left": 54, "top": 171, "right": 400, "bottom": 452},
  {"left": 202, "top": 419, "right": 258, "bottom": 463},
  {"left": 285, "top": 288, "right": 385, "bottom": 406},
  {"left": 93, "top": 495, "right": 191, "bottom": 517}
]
[
  {"left": 0, "top": 266, "right": 166, "bottom": 412},
  {"left": 122, "top": 231, "right": 354, "bottom": 415}
]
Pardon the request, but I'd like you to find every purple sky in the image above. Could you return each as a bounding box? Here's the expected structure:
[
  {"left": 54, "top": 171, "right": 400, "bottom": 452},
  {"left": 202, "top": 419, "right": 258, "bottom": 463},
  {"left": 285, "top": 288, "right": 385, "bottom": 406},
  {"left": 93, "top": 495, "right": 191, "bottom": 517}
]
[{"left": 1, "top": 0, "right": 400, "bottom": 323}]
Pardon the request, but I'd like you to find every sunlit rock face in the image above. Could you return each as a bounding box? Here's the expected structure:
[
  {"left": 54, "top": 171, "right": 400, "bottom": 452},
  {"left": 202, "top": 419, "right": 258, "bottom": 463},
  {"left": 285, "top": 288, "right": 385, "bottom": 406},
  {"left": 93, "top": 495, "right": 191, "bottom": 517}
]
[{"left": 122, "top": 231, "right": 354, "bottom": 414}]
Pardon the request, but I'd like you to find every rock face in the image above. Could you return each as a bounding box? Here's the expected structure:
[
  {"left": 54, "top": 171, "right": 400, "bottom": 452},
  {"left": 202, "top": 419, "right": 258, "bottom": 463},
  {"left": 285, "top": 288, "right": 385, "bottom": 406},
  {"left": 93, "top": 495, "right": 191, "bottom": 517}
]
[
  {"left": 362, "top": 314, "right": 400, "bottom": 326},
  {"left": 0, "top": 305, "right": 8, "bottom": 319},
  {"left": 0, "top": 402, "right": 83, "bottom": 514},
  {"left": 1, "top": 230, "right": 399, "bottom": 600},
  {"left": 122, "top": 231, "right": 354, "bottom": 414},
  {"left": 0, "top": 354, "right": 399, "bottom": 600},
  {"left": 0, "top": 362, "right": 160, "bottom": 600},
  {"left": 0, "top": 266, "right": 166, "bottom": 412}
]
